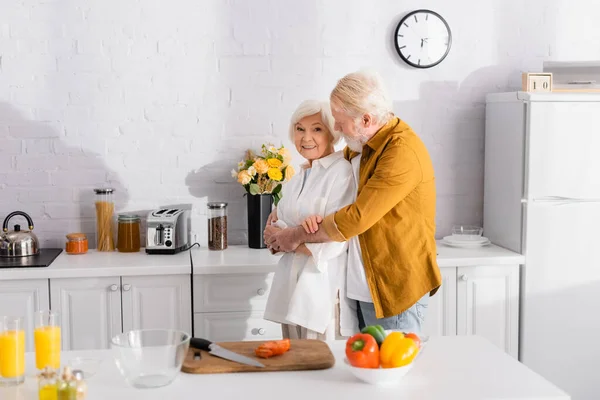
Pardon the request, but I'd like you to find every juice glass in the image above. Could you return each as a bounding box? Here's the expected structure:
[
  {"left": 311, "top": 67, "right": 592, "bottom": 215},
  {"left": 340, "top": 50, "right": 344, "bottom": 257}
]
[
  {"left": 34, "top": 311, "right": 61, "bottom": 371},
  {"left": 0, "top": 316, "right": 26, "bottom": 386}
]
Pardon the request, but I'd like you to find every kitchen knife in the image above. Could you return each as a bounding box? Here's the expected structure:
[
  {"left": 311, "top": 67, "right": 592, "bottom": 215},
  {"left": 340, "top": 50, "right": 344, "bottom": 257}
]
[{"left": 190, "top": 338, "right": 265, "bottom": 368}]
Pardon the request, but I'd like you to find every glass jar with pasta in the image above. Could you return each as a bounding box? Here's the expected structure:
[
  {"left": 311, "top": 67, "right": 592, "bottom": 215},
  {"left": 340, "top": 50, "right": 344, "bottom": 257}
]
[{"left": 94, "top": 188, "right": 115, "bottom": 252}]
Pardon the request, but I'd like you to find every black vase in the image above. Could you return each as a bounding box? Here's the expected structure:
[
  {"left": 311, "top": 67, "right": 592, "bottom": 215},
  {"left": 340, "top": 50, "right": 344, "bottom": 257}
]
[{"left": 246, "top": 194, "right": 273, "bottom": 249}]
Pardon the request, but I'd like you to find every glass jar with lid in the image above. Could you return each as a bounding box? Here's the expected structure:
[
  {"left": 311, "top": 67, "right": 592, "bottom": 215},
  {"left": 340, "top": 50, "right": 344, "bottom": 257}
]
[
  {"left": 93, "top": 188, "right": 115, "bottom": 252},
  {"left": 207, "top": 202, "right": 227, "bottom": 250},
  {"left": 65, "top": 233, "right": 88, "bottom": 255},
  {"left": 117, "top": 214, "right": 141, "bottom": 253}
]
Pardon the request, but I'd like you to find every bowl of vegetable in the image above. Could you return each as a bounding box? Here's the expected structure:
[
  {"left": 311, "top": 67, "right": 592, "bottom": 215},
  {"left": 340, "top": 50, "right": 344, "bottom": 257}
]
[{"left": 344, "top": 326, "right": 424, "bottom": 385}]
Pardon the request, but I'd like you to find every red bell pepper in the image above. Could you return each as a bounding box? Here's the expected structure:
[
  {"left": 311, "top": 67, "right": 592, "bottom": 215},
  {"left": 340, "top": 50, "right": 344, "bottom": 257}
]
[{"left": 345, "top": 333, "right": 380, "bottom": 369}]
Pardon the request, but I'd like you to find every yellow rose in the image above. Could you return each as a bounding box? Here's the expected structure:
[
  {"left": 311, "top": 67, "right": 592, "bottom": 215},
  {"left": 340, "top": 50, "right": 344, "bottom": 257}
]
[
  {"left": 237, "top": 170, "right": 252, "bottom": 185},
  {"left": 279, "top": 148, "right": 292, "bottom": 166},
  {"left": 267, "top": 158, "right": 282, "bottom": 168},
  {"left": 267, "top": 168, "right": 283, "bottom": 181},
  {"left": 254, "top": 159, "right": 269, "bottom": 174},
  {"left": 284, "top": 165, "right": 295, "bottom": 181}
]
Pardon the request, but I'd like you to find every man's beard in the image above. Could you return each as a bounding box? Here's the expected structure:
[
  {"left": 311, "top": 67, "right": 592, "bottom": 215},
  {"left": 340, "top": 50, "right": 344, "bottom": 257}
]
[
  {"left": 345, "top": 137, "right": 364, "bottom": 152},
  {"left": 344, "top": 124, "right": 370, "bottom": 152}
]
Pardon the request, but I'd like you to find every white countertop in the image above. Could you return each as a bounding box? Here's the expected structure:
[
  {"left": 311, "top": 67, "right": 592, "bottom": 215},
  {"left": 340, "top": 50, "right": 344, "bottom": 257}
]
[
  {"left": 191, "top": 241, "right": 525, "bottom": 274},
  {"left": 0, "top": 336, "right": 569, "bottom": 400},
  {"left": 0, "top": 250, "right": 192, "bottom": 280},
  {"left": 0, "top": 241, "right": 524, "bottom": 280}
]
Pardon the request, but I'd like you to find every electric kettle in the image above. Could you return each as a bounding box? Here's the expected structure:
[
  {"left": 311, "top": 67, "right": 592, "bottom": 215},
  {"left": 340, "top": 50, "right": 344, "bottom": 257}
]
[{"left": 0, "top": 211, "right": 40, "bottom": 257}]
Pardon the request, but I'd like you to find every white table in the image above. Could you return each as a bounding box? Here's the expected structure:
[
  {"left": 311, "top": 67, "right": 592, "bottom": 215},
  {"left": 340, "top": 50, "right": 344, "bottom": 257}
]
[{"left": 0, "top": 336, "right": 569, "bottom": 400}]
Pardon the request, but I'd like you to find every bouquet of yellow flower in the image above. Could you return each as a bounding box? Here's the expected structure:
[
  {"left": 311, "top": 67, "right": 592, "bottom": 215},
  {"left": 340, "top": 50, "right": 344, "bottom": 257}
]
[{"left": 232, "top": 144, "right": 295, "bottom": 206}]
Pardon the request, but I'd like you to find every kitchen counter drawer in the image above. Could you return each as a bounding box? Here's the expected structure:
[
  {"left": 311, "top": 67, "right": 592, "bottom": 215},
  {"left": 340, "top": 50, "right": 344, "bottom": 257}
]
[
  {"left": 193, "top": 273, "right": 274, "bottom": 312},
  {"left": 194, "top": 311, "right": 283, "bottom": 342}
]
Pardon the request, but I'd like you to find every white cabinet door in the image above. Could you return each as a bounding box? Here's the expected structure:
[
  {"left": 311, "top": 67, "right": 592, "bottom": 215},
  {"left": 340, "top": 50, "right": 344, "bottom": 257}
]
[
  {"left": 193, "top": 274, "right": 273, "bottom": 312},
  {"left": 50, "top": 277, "right": 122, "bottom": 351},
  {"left": 0, "top": 279, "right": 49, "bottom": 351},
  {"left": 456, "top": 265, "right": 520, "bottom": 358},
  {"left": 121, "top": 275, "right": 192, "bottom": 335},
  {"left": 194, "top": 311, "right": 282, "bottom": 342},
  {"left": 423, "top": 268, "right": 457, "bottom": 337}
]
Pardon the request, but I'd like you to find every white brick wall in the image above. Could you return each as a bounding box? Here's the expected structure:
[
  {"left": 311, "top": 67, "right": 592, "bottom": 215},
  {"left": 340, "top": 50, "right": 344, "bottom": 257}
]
[{"left": 2, "top": 0, "right": 600, "bottom": 248}]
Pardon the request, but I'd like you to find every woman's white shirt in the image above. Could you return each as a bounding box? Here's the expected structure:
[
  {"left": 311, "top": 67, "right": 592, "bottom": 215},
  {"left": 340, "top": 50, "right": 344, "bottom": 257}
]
[{"left": 263, "top": 151, "right": 358, "bottom": 335}]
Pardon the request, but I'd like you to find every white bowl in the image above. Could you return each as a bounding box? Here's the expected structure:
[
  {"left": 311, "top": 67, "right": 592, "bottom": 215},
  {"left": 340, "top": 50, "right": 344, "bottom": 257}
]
[{"left": 344, "top": 359, "right": 413, "bottom": 385}]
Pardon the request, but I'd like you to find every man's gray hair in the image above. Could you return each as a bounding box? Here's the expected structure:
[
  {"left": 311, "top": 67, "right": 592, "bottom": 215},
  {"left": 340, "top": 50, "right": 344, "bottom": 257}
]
[{"left": 330, "top": 69, "right": 394, "bottom": 124}]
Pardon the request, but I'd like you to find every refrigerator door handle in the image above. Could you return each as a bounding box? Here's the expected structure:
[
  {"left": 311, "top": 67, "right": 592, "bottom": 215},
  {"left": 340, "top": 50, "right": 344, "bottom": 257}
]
[{"left": 532, "top": 196, "right": 600, "bottom": 203}]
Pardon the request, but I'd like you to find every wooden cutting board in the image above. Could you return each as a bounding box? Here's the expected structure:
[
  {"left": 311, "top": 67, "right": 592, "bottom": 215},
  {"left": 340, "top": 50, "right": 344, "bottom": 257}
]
[{"left": 181, "top": 339, "right": 336, "bottom": 374}]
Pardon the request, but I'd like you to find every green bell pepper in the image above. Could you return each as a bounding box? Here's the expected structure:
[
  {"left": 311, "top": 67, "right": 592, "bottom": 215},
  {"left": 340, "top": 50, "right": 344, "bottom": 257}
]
[{"left": 360, "top": 324, "right": 386, "bottom": 346}]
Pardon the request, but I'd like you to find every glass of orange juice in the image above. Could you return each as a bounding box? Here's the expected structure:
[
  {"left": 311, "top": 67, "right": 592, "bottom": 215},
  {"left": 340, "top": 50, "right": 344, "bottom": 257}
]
[
  {"left": 34, "top": 311, "right": 61, "bottom": 371},
  {"left": 0, "top": 316, "right": 26, "bottom": 386}
]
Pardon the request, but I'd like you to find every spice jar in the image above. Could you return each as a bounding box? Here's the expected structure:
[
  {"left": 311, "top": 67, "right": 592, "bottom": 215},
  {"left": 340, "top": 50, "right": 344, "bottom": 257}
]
[
  {"left": 117, "top": 214, "right": 141, "bottom": 253},
  {"left": 93, "top": 188, "right": 115, "bottom": 252},
  {"left": 72, "top": 370, "right": 87, "bottom": 400},
  {"left": 207, "top": 202, "right": 227, "bottom": 250},
  {"left": 65, "top": 233, "right": 88, "bottom": 255},
  {"left": 38, "top": 367, "right": 58, "bottom": 400},
  {"left": 57, "top": 366, "right": 75, "bottom": 400}
]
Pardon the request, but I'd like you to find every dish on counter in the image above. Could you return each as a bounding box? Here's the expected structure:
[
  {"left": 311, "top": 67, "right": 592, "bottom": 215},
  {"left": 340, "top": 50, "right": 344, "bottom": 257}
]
[
  {"left": 451, "top": 225, "right": 483, "bottom": 239},
  {"left": 111, "top": 329, "right": 190, "bottom": 389},
  {"left": 442, "top": 236, "right": 491, "bottom": 248},
  {"left": 344, "top": 326, "right": 425, "bottom": 385}
]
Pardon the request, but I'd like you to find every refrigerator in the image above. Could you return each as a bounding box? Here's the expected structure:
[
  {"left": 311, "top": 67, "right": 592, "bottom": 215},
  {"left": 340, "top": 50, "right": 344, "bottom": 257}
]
[{"left": 483, "top": 91, "right": 600, "bottom": 400}]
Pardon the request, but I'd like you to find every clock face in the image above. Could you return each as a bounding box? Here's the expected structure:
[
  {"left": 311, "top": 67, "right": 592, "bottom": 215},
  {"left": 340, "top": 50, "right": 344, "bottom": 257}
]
[{"left": 394, "top": 10, "right": 452, "bottom": 69}]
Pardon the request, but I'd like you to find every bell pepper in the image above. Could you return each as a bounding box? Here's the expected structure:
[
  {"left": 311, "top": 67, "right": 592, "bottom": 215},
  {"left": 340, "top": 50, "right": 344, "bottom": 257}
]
[
  {"left": 360, "top": 324, "right": 386, "bottom": 346},
  {"left": 345, "top": 333, "right": 380, "bottom": 369},
  {"left": 379, "top": 331, "right": 419, "bottom": 368},
  {"left": 403, "top": 332, "right": 422, "bottom": 349}
]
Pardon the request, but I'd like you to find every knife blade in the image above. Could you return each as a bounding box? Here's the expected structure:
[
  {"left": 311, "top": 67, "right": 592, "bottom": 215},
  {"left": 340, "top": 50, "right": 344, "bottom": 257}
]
[{"left": 190, "top": 338, "right": 265, "bottom": 368}]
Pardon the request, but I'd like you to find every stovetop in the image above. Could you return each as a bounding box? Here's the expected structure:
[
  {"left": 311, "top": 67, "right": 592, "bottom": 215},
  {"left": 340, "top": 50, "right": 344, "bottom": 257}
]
[{"left": 0, "top": 248, "right": 63, "bottom": 269}]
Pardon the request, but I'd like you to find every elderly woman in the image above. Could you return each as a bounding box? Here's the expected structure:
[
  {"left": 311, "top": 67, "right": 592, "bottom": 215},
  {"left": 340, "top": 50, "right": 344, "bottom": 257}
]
[{"left": 263, "top": 100, "right": 358, "bottom": 340}]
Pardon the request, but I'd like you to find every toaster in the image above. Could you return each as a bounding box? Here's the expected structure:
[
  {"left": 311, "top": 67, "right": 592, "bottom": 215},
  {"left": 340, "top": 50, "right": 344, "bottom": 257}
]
[{"left": 145, "top": 208, "right": 191, "bottom": 254}]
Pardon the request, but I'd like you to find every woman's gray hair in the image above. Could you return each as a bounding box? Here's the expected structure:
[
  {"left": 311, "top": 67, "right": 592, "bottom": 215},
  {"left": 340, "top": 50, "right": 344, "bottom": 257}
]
[
  {"left": 288, "top": 100, "right": 342, "bottom": 145},
  {"left": 330, "top": 69, "right": 394, "bottom": 125}
]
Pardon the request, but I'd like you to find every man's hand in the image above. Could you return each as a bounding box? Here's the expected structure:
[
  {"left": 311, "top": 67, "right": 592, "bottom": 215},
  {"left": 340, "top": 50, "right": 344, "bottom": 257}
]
[
  {"left": 266, "top": 208, "right": 278, "bottom": 225},
  {"left": 264, "top": 224, "right": 281, "bottom": 245},
  {"left": 301, "top": 215, "right": 323, "bottom": 234},
  {"left": 264, "top": 225, "right": 282, "bottom": 254},
  {"left": 264, "top": 226, "right": 302, "bottom": 253}
]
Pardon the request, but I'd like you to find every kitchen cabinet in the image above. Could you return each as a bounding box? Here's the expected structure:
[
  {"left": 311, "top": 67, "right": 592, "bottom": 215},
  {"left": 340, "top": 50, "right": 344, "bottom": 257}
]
[
  {"left": 0, "top": 279, "right": 49, "bottom": 352},
  {"left": 423, "top": 268, "right": 457, "bottom": 337},
  {"left": 51, "top": 274, "right": 192, "bottom": 350},
  {"left": 50, "top": 277, "right": 121, "bottom": 350},
  {"left": 121, "top": 275, "right": 192, "bottom": 334},
  {"left": 423, "top": 265, "right": 520, "bottom": 358},
  {"left": 193, "top": 273, "right": 282, "bottom": 341},
  {"left": 193, "top": 265, "right": 520, "bottom": 355},
  {"left": 456, "top": 265, "right": 520, "bottom": 358}
]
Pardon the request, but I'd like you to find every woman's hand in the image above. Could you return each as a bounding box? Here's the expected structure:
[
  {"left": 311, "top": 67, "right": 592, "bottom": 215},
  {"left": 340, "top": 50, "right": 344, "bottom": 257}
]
[
  {"left": 301, "top": 215, "right": 323, "bottom": 234},
  {"left": 267, "top": 207, "right": 278, "bottom": 225}
]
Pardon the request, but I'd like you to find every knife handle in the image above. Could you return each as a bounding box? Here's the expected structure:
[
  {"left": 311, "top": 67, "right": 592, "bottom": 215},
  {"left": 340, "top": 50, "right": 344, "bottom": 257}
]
[{"left": 190, "top": 338, "right": 212, "bottom": 351}]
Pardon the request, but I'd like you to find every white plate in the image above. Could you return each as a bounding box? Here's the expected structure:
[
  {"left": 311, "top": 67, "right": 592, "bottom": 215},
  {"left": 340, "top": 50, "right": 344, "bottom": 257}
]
[
  {"left": 442, "top": 238, "right": 491, "bottom": 248},
  {"left": 442, "top": 235, "right": 489, "bottom": 244}
]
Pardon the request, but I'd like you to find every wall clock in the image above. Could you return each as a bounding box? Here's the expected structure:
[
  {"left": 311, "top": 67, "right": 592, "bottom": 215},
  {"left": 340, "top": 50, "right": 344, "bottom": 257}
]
[{"left": 394, "top": 9, "right": 452, "bottom": 69}]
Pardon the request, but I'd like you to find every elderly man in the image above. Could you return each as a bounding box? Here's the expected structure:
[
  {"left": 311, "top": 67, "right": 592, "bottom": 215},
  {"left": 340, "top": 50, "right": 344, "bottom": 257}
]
[{"left": 265, "top": 70, "right": 441, "bottom": 333}]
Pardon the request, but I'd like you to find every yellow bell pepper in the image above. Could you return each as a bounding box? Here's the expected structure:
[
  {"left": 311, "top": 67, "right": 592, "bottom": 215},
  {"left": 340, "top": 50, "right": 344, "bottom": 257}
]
[{"left": 379, "top": 331, "right": 419, "bottom": 368}]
